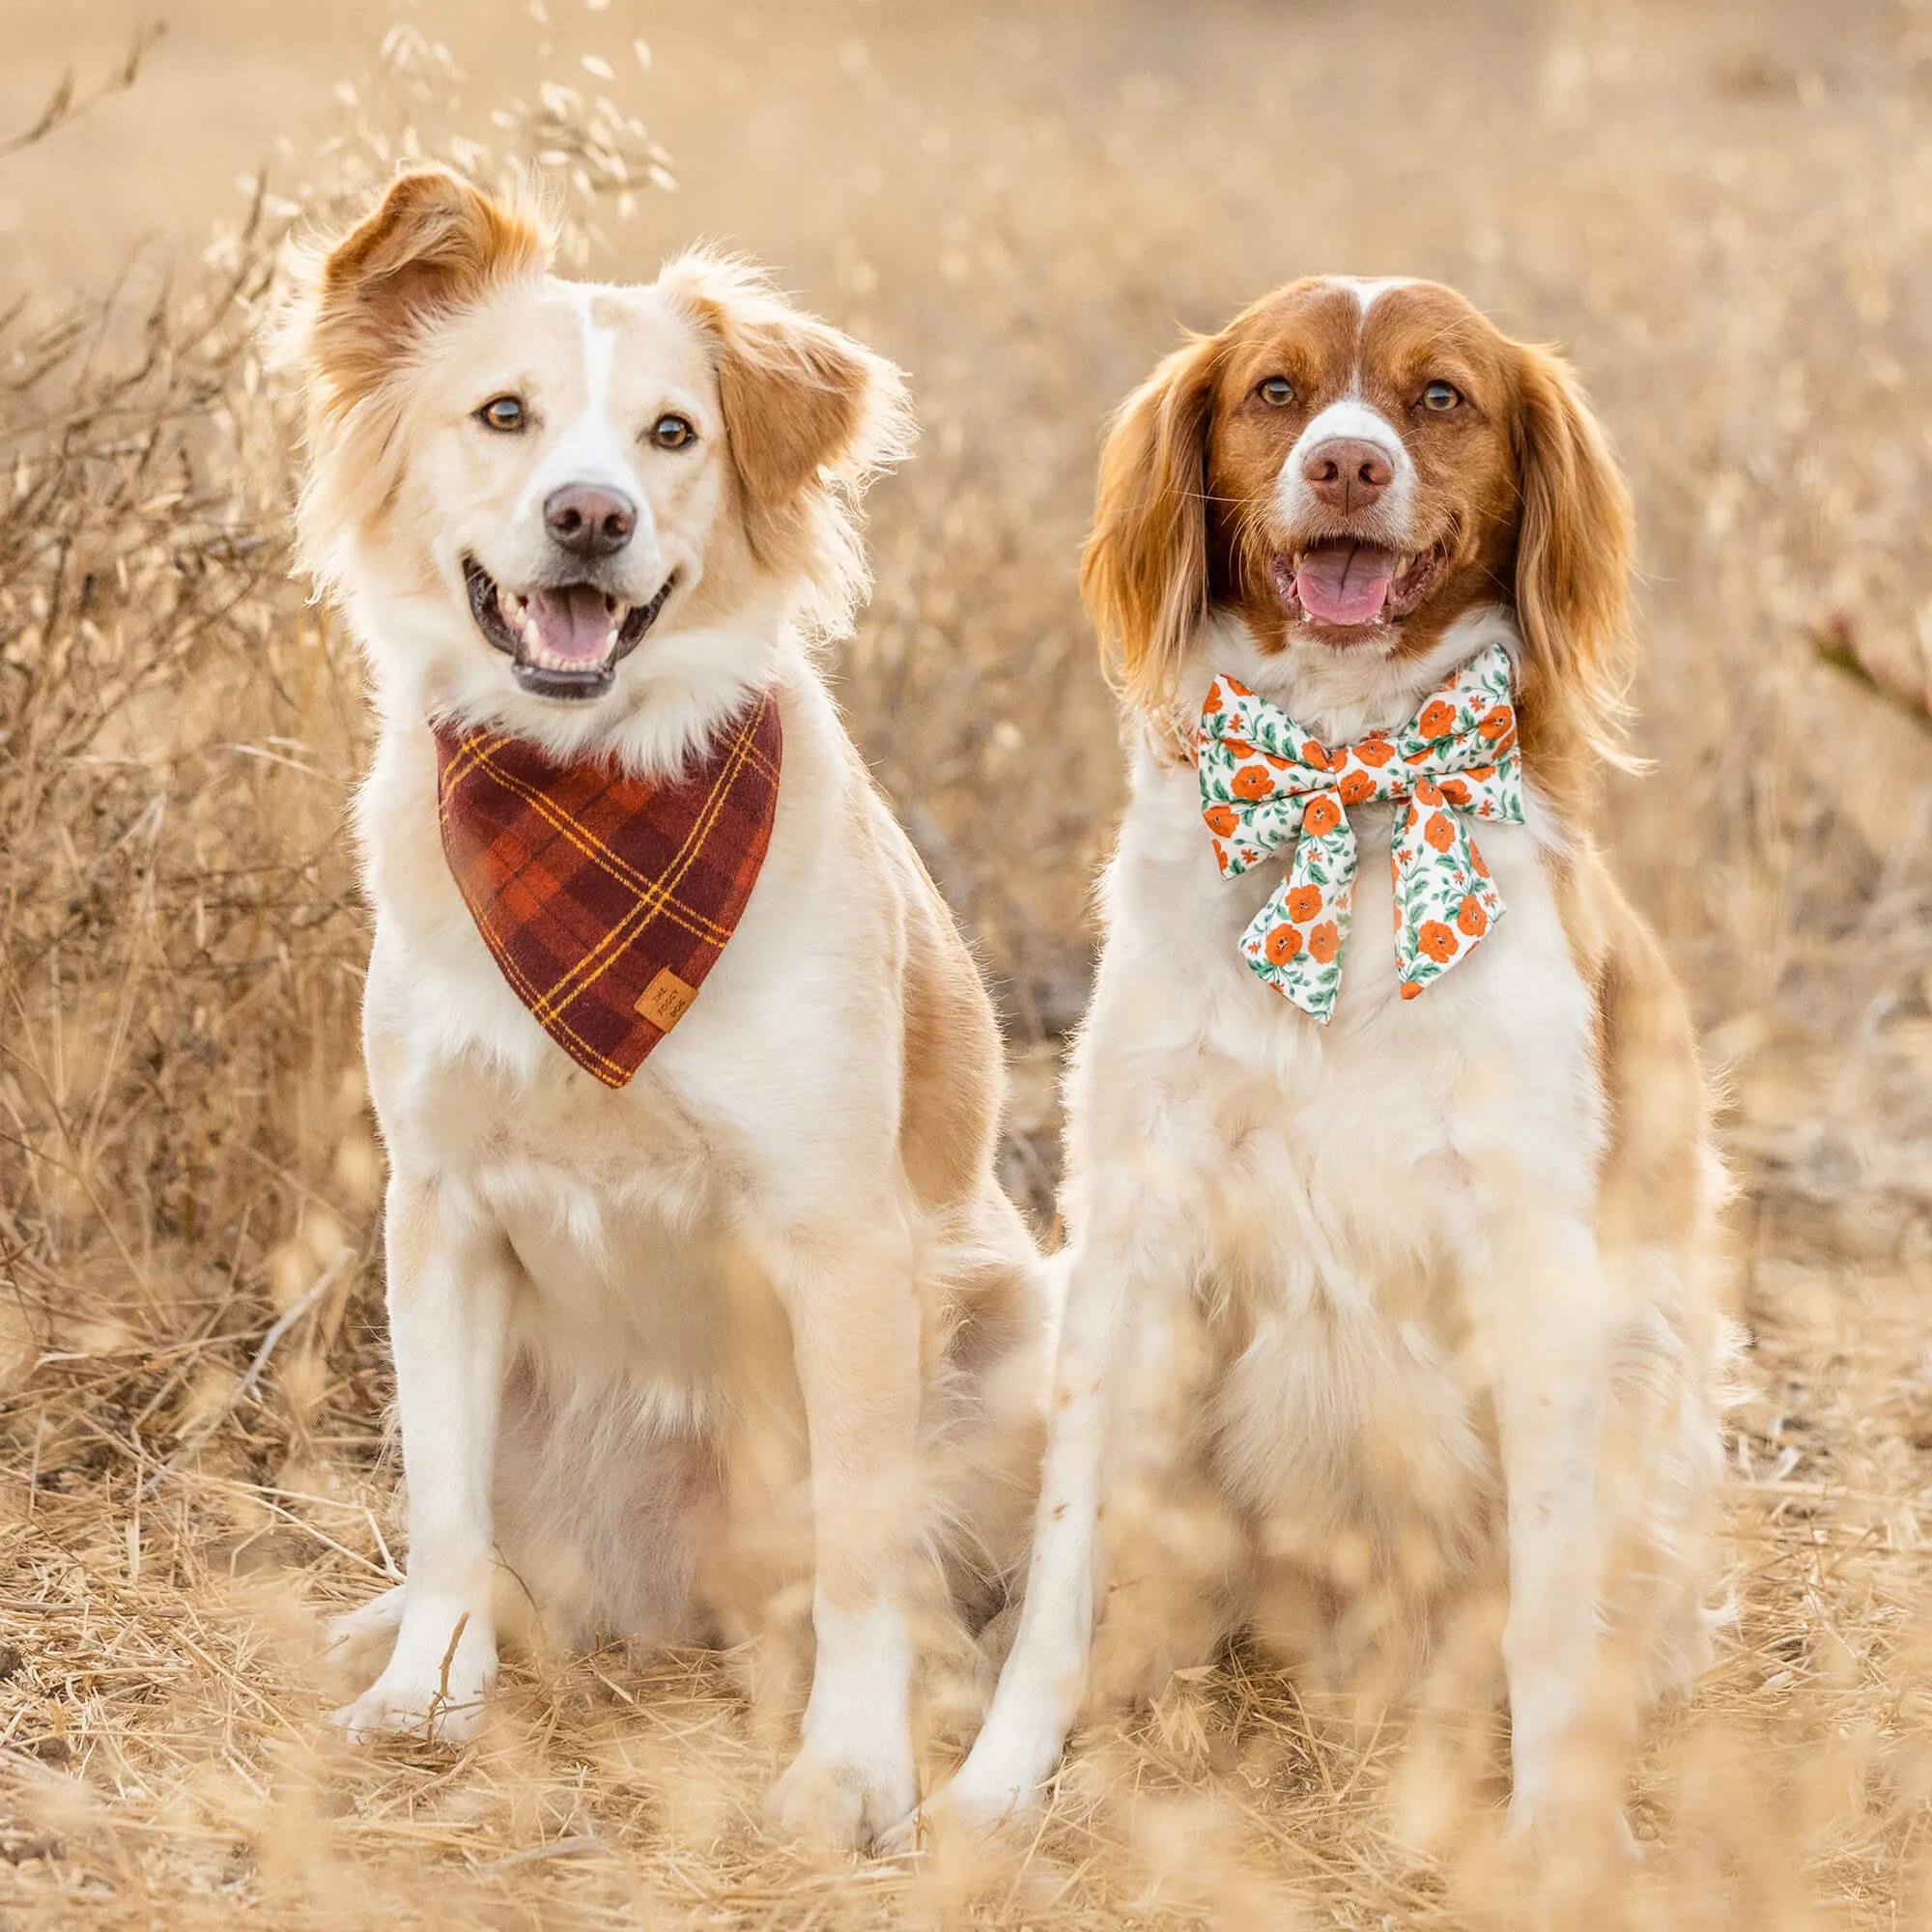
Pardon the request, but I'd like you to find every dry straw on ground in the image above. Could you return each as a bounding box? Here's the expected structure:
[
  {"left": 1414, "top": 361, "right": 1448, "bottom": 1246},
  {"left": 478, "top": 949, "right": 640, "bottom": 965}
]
[{"left": 1, "top": 3, "right": 1930, "bottom": 1926}]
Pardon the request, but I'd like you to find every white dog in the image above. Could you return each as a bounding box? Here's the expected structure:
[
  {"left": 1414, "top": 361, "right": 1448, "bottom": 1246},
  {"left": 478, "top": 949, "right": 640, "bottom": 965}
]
[
  {"left": 921, "top": 276, "right": 1728, "bottom": 1841},
  {"left": 283, "top": 167, "right": 1052, "bottom": 1852}
]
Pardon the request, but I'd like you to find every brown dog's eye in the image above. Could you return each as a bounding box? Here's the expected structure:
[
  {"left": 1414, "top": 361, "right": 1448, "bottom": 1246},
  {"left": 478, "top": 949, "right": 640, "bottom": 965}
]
[
  {"left": 1421, "top": 381, "right": 1463, "bottom": 412},
  {"left": 651, "top": 413, "right": 696, "bottom": 449},
  {"left": 477, "top": 395, "right": 526, "bottom": 433},
  {"left": 1258, "top": 377, "right": 1294, "bottom": 407}
]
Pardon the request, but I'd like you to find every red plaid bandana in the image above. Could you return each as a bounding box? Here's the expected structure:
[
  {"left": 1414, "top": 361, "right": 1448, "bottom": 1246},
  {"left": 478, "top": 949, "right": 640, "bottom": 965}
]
[{"left": 433, "top": 694, "right": 781, "bottom": 1088}]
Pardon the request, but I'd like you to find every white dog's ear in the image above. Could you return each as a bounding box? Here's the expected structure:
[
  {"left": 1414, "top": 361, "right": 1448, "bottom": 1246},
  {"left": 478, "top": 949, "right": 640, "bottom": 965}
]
[
  {"left": 292, "top": 166, "right": 552, "bottom": 412},
  {"left": 662, "top": 250, "right": 912, "bottom": 516},
  {"left": 281, "top": 168, "right": 553, "bottom": 592}
]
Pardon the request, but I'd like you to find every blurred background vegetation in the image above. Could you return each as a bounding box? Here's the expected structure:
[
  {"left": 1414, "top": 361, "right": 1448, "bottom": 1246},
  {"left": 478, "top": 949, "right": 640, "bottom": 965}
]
[{"left": 1, "top": 2, "right": 1930, "bottom": 1925}]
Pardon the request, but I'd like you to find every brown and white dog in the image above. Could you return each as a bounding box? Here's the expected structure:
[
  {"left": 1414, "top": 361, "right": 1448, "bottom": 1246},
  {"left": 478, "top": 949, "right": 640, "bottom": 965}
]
[
  {"left": 919, "top": 278, "right": 1728, "bottom": 1841},
  {"left": 283, "top": 168, "right": 1053, "bottom": 1851}
]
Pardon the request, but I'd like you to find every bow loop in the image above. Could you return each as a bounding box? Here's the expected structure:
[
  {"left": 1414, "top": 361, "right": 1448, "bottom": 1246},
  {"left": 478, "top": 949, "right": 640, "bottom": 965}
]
[
  {"left": 1196, "top": 643, "right": 1523, "bottom": 1021},
  {"left": 1198, "top": 677, "right": 1344, "bottom": 879}
]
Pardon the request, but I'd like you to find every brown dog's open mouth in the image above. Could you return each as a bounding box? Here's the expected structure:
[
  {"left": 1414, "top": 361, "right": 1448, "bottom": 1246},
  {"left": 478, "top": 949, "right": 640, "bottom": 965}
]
[
  {"left": 463, "top": 557, "right": 675, "bottom": 701},
  {"left": 1268, "top": 541, "right": 1449, "bottom": 634}
]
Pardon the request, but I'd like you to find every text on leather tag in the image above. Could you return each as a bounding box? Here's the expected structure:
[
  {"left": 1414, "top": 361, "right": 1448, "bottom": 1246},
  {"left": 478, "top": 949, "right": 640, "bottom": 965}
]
[{"left": 636, "top": 968, "right": 698, "bottom": 1033}]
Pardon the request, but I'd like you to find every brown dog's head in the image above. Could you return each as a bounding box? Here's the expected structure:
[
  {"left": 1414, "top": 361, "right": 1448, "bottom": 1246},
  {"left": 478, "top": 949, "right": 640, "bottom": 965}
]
[
  {"left": 281, "top": 167, "right": 909, "bottom": 749},
  {"left": 1082, "top": 277, "right": 1635, "bottom": 809}
]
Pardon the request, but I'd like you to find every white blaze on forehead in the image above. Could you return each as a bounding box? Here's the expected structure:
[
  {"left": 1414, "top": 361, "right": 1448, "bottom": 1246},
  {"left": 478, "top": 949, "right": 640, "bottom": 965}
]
[
  {"left": 1329, "top": 278, "right": 1419, "bottom": 401},
  {"left": 1342, "top": 275, "right": 1419, "bottom": 317},
  {"left": 1272, "top": 283, "right": 1423, "bottom": 531},
  {"left": 514, "top": 287, "right": 649, "bottom": 526}
]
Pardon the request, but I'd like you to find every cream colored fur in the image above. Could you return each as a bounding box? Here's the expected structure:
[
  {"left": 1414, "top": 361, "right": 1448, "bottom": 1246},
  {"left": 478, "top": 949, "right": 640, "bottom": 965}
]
[{"left": 283, "top": 170, "right": 1052, "bottom": 1854}]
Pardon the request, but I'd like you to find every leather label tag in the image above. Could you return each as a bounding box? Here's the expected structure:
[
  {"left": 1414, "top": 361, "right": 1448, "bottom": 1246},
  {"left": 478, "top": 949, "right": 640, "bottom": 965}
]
[{"left": 636, "top": 968, "right": 697, "bottom": 1034}]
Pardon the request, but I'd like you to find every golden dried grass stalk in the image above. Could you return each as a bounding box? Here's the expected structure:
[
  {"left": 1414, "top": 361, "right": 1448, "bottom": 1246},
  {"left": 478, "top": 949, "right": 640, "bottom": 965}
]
[
  {"left": 1815, "top": 610, "right": 1932, "bottom": 730},
  {"left": 0, "top": 23, "right": 165, "bottom": 164}
]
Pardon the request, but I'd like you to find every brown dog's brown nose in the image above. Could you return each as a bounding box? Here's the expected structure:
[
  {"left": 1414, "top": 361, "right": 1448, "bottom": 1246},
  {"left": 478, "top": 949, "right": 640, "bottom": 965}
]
[
  {"left": 545, "top": 483, "right": 636, "bottom": 559},
  {"left": 1301, "top": 439, "right": 1394, "bottom": 514}
]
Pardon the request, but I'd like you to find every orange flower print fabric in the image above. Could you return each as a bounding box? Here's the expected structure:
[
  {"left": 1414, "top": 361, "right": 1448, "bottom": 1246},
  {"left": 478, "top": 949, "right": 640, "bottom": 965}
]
[{"left": 1196, "top": 641, "right": 1522, "bottom": 1021}]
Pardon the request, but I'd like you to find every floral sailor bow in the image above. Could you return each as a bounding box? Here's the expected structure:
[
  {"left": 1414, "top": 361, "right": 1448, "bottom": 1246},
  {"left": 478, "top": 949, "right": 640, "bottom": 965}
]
[{"left": 1197, "top": 641, "right": 1525, "bottom": 1021}]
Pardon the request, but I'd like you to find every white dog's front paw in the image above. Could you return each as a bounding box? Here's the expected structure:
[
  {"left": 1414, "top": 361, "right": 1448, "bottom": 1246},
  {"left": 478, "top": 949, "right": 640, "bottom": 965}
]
[
  {"left": 324, "top": 1582, "right": 410, "bottom": 1678},
  {"left": 330, "top": 1604, "right": 496, "bottom": 1745},
  {"left": 765, "top": 1737, "right": 918, "bottom": 1854},
  {"left": 888, "top": 1757, "right": 1042, "bottom": 1853}
]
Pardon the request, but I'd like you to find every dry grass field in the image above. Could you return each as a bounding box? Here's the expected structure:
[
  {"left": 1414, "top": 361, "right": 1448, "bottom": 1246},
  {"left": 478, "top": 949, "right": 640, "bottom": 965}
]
[{"left": 3, "top": 1, "right": 1932, "bottom": 1925}]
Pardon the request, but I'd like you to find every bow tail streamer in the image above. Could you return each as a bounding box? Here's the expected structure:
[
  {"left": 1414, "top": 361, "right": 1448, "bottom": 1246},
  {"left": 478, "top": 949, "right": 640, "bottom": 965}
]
[
  {"left": 1390, "top": 810, "right": 1506, "bottom": 999},
  {"left": 1237, "top": 810, "right": 1359, "bottom": 1022}
]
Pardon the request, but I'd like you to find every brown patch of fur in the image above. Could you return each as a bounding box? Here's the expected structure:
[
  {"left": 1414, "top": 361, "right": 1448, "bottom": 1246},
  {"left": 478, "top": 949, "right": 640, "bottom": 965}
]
[
  {"left": 298, "top": 165, "right": 552, "bottom": 426},
  {"left": 1544, "top": 840, "right": 1716, "bottom": 1253},
  {"left": 716, "top": 320, "right": 866, "bottom": 504},
  {"left": 897, "top": 877, "right": 1001, "bottom": 1214},
  {"left": 1509, "top": 344, "right": 1638, "bottom": 820},
  {"left": 1080, "top": 331, "right": 1225, "bottom": 714}
]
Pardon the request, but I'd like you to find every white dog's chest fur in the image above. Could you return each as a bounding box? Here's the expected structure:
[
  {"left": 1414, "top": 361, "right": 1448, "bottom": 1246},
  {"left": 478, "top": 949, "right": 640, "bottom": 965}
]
[
  {"left": 1070, "top": 629, "right": 1607, "bottom": 1566},
  {"left": 414, "top": 1050, "right": 735, "bottom": 1417},
  {"left": 378, "top": 1065, "right": 735, "bottom": 1483},
  {"left": 356, "top": 667, "right": 878, "bottom": 1422}
]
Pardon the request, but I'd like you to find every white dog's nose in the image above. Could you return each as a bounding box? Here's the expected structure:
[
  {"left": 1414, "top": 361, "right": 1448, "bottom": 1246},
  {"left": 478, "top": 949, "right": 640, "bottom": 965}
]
[{"left": 544, "top": 483, "right": 636, "bottom": 559}]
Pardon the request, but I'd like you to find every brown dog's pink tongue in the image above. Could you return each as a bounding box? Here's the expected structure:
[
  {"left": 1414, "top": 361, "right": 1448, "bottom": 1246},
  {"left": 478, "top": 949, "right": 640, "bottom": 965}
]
[
  {"left": 526, "top": 585, "right": 614, "bottom": 664},
  {"left": 1295, "top": 542, "right": 1396, "bottom": 626}
]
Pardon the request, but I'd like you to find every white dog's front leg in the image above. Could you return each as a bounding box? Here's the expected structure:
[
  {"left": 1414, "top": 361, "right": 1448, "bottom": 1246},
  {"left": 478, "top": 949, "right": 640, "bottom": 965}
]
[
  {"left": 1492, "top": 1219, "right": 1612, "bottom": 1834},
  {"left": 761, "top": 1219, "right": 923, "bottom": 1852},
  {"left": 333, "top": 1173, "right": 510, "bottom": 1745},
  {"left": 908, "top": 1229, "right": 1142, "bottom": 1839}
]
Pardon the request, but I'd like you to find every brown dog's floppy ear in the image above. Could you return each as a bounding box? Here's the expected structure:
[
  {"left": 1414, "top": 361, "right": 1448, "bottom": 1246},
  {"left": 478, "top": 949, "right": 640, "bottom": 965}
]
[
  {"left": 1511, "top": 342, "right": 1637, "bottom": 806},
  {"left": 298, "top": 166, "right": 551, "bottom": 416},
  {"left": 1080, "top": 330, "right": 1224, "bottom": 716},
  {"left": 662, "top": 250, "right": 911, "bottom": 586}
]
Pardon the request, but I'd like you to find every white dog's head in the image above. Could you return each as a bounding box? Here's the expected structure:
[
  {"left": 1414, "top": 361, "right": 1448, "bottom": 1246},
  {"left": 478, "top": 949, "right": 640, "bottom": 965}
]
[{"left": 285, "top": 167, "right": 909, "bottom": 764}]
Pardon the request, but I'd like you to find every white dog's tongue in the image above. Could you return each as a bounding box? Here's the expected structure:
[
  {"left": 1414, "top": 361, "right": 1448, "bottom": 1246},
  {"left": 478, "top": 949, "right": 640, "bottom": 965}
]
[
  {"left": 526, "top": 584, "right": 615, "bottom": 665},
  {"left": 1297, "top": 541, "right": 1396, "bottom": 626}
]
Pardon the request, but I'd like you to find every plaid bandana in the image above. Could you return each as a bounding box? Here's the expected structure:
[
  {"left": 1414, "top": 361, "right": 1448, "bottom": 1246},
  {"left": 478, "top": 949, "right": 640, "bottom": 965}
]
[
  {"left": 434, "top": 694, "right": 781, "bottom": 1087},
  {"left": 1198, "top": 642, "right": 1524, "bottom": 1021}
]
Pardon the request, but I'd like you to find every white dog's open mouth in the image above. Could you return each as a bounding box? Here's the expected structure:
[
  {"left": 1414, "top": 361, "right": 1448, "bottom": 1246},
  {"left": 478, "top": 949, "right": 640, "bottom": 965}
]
[{"left": 463, "top": 557, "right": 675, "bottom": 701}]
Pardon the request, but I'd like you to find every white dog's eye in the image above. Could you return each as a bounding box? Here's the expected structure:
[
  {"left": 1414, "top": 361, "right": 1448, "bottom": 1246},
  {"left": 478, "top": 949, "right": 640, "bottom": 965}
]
[
  {"left": 1258, "top": 377, "right": 1294, "bottom": 407},
  {"left": 1421, "top": 381, "right": 1463, "bottom": 412},
  {"left": 651, "top": 413, "right": 696, "bottom": 449},
  {"left": 477, "top": 395, "right": 526, "bottom": 433}
]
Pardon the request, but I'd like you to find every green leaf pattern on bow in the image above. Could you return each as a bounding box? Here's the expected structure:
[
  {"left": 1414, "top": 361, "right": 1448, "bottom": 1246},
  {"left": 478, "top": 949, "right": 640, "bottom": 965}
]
[{"left": 1197, "top": 642, "right": 1525, "bottom": 1021}]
